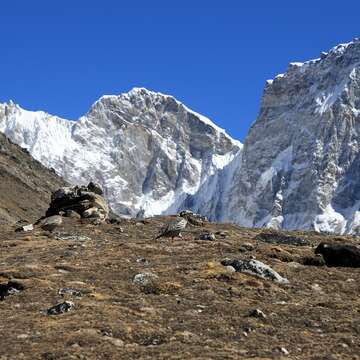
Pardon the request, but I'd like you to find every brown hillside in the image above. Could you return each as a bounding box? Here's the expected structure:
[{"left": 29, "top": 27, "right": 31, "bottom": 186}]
[
  {"left": 0, "top": 132, "right": 66, "bottom": 225},
  {"left": 0, "top": 216, "right": 359, "bottom": 359}
]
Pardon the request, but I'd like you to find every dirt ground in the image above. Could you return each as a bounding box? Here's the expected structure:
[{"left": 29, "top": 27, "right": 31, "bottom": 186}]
[{"left": 0, "top": 216, "right": 359, "bottom": 359}]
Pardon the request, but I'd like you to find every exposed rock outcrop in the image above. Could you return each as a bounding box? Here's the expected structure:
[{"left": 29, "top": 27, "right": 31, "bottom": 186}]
[
  {"left": 226, "top": 38, "right": 360, "bottom": 234},
  {"left": 46, "top": 183, "right": 109, "bottom": 223}
]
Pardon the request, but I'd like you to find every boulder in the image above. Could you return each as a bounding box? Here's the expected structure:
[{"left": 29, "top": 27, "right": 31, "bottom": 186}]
[
  {"left": 221, "top": 258, "right": 289, "bottom": 284},
  {"left": 46, "top": 301, "right": 74, "bottom": 315},
  {"left": 37, "top": 215, "right": 63, "bottom": 232},
  {"left": 196, "top": 232, "right": 216, "bottom": 241}
]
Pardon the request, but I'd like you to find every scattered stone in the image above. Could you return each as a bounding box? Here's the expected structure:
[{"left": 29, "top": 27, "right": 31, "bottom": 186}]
[
  {"left": 64, "top": 210, "right": 81, "bottom": 219},
  {"left": 215, "top": 231, "right": 229, "bottom": 238},
  {"left": 46, "top": 301, "right": 74, "bottom": 315},
  {"left": 108, "top": 216, "right": 122, "bottom": 225},
  {"left": 58, "top": 288, "right": 83, "bottom": 297},
  {"left": 84, "top": 218, "right": 103, "bottom": 226},
  {"left": 221, "top": 258, "right": 289, "bottom": 284},
  {"left": 136, "top": 257, "right": 149, "bottom": 264},
  {"left": 248, "top": 308, "right": 267, "bottom": 319},
  {"left": 255, "top": 231, "right": 310, "bottom": 246},
  {"left": 37, "top": 215, "right": 63, "bottom": 232},
  {"left": 225, "top": 265, "right": 236, "bottom": 273},
  {"left": 0, "top": 280, "right": 24, "bottom": 300},
  {"left": 54, "top": 233, "right": 91, "bottom": 242},
  {"left": 15, "top": 224, "right": 34, "bottom": 232},
  {"left": 239, "top": 243, "right": 255, "bottom": 252},
  {"left": 133, "top": 272, "right": 160, "bottom": 294},
  {"left": 82, "top": 207, "right": 105, "bottom": 219},
  {"left": 197, "top": 232, "right": 216, "bottom": 241},
  {"left": 104, "top": 336, "right": 125, "bottom": 347},
  {"left": 279, "top": 347, "right": 290, "bottom": 356},
  {"left": 315, "top": 242, "right": 360, "bottom": 267},
  {"left": 311, "top": 283, "right": 323, "bottom": 292}
]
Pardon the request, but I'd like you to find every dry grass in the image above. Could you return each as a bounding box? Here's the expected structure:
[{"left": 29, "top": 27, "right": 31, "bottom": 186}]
[{"left": 0, "top": 217, "right": 359, "bottom": 359}]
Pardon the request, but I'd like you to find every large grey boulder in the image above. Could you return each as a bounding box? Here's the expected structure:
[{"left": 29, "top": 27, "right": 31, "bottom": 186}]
[{"left": 221, "top": 258, "right": 289, "bottom": 284}]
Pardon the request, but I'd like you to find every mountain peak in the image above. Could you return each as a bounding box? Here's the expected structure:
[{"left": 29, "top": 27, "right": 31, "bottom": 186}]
[
  {"left": 89, "top": 87, "right": 241, "bottom": 148},
  {"left": 0, "top": 88, "right": 241, "bottom": 220}
]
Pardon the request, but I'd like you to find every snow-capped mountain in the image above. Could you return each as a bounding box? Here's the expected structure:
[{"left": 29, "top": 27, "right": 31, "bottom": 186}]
[
  {"left": 2, "top": 38, "right": 360, "bottom": 234},
  {"left": 0, "top": 88, "right": 242, "bottom": 219},
  {"left": 226, "top": 38, "right": 360, "bottom": 234}
]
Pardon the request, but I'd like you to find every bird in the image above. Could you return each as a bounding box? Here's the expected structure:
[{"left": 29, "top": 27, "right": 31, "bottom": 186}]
[
  {"left": 314, "top": 242, "right": 360, "bottom": 267},
  {"left": 154, "top": 216, "right": 188, "bottom": 240}
]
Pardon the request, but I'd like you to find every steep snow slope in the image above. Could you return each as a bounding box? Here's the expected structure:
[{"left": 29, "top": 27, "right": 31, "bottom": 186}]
[
  {"left": 226, "top": 38, "right": 360, "bottom": 234},
  {"left": 0, "top": 89, "right": 241, "bottom": 219}
]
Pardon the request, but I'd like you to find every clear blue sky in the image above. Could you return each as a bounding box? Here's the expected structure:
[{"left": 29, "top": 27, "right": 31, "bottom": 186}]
[{"left": 1, "top": 0, "right": 359, "bottom": 141}]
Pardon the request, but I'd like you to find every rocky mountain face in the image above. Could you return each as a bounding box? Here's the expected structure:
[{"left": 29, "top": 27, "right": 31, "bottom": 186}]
[
  {"left": 0, "top": 89, "right": 241, "bottom": 219},
  {"left": 226, "top": 39, "right": 360, "bottom": 234},
  {"left": 0, "top": 132, "right": 65, "bottom": 225},
  {"left": 1, "top": 39, "right": 360, "bottom": 234}
]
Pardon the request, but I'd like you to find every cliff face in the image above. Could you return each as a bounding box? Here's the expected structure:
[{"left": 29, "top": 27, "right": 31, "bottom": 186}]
[
  {"left": 226, "top": 39, "right": 360, "bottom": 234},
  {"left": 0, "top": 88, "right": 241, "bottom": 219}
]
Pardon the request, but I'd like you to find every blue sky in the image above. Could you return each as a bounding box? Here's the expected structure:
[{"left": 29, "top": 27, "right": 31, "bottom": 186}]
[{"left": 1, "top": 0, "right": 359, "bottom": 141}]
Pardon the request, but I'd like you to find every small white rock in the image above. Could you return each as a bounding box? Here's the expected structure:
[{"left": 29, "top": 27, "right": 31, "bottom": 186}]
[
  {"left": 22, "top": 224, "right": 34, "bottom": 232},
  {"left": 280, "top": 347, "right": 289, "bottom": 355}
]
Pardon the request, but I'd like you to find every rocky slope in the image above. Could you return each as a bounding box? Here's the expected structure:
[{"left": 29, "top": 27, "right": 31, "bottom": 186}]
[
  {"left": 0, "top": 216, "right": 359, "bottom": 359},
  {"left": 0, "top": 132, "right": 65, "bottom": 225},
  {"left": 0, "top": 89, "right": 241, "bottom": 220},
  {"left": 226, "top": 38, "right": 360, "bottom": 234}
]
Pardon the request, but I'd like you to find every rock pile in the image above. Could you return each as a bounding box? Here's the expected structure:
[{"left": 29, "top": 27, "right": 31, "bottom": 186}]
[
  {"left": 179, "top": 210, "right": 208, "bottom": 226},
  {"left": 45, "top": 182, "right": 109, "bottom": 224}
]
